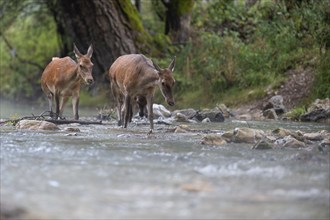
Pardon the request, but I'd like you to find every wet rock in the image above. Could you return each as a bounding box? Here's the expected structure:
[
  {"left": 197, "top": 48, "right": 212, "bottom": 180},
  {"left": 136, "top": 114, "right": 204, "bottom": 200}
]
[
  {"left": 263, "top": 109, "right": 278, "bottom": 120},
  {"left": 174, "top": 125, "right": 190, "bottom": 133},
  {"left": 174, "top": 112, "right": 189, "bottom": 122},
  {"left": 320, "top": 138, "right": 330, "bottom": 147},
  {"left": 153, "top": 104, "right": 171, "bottom": 118},
  {"left": 300, "top": 98, "right": 330, "bottom": 123},
  {"left": 251, "top": 139, "right": 273, "bottom": 150},
  {"left": 216, "top": 103, "right": 232, "bottom": 118},
  {"left": 275, "top": 135, "right": 306, "bottom": 148},
  {"left": 231, "top": 127, "right": 265, "bottom": 144},
  {"left": 172, "top": 108, "right": 197, "bottom": 119},
  {"left": 202, "top": 118, "right": 211, "bottom": 123},
  {"left": 263, "top": 95, "right": 286, "bottom": 115},
  {"left": 201, "top": 134, "right": 227, "bottom": 145},
  {"left": 303, "top": 132, "right": 323, "bottom": 141},
  {"left": 300, "top": 109, "right": 330, "bottom": 123},
  {"left": 195, "top": 109, "right": 225, "bottom": 122},
  {"left": 272, "top": 127, "right": 303, "bottom": 141},
  {"left": 16, "top": 119, "right": 59, "bottom": 131}
]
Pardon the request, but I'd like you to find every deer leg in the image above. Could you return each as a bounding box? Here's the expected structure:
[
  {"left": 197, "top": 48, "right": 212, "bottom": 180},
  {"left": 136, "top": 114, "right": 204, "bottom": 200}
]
[
  {"left": 72, "top": 95, "right": 80, "bottom": 120},
  {"left": 123, "top": 94, "right": 131, "bottom": 128},
  {"left": 55, "top": 94, "right": 60, "bottom": 120},
  {"left": 146, "top": 94, "right": 154, "bottom": 133},
  {"left": 47, "top": 93, "right": 54, "bottom": 118},
  {"left": 59, "top": 96, "right": 69, "bottom": 119}
]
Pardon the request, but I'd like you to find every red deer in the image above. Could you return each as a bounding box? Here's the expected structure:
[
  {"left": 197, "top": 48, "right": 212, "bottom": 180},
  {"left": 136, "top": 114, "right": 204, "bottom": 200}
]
[
  {"left": 41, "top": 44, "right": 94, "bottom": 120},
  {"left": 109, "top": 54, "right": 176, "bottom": 133}
]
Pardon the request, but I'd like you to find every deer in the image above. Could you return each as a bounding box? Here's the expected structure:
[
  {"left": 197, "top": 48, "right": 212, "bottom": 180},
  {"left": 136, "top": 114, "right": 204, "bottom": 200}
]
[
  {"left": 109, "top": 54, "right": 176, "bottom": 133},
  {"left": 110, "top": 77, "right": 148, "bottom": 126},
  {"left": 41, "top": 44, "right": 94, "bottom": 120}
]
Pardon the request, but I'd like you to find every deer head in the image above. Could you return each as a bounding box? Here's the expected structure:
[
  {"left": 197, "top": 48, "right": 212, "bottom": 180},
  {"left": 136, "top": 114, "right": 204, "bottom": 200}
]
[
  {"left": 74, "top": 44, "right": 94, "bottom": 85},
  {"left": 152, "top": 56, "right": 176, "bottom": 106}
]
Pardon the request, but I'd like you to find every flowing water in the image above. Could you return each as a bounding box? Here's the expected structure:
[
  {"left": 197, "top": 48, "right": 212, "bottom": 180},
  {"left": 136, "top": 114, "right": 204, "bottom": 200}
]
[{"left": 1, "top": 101, "right": 329, "bottom": 219}]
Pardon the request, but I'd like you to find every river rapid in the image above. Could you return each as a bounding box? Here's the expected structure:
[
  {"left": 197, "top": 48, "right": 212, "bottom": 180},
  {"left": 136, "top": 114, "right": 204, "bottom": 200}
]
[{"left": 1, "top": 102, "right": 329, "bottom": 219}]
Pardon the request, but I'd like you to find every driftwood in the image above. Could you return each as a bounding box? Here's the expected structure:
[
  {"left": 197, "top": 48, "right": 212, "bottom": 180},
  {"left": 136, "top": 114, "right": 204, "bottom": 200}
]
[{"left": 0, "top": 111, "right": 102, "bottom": 126}]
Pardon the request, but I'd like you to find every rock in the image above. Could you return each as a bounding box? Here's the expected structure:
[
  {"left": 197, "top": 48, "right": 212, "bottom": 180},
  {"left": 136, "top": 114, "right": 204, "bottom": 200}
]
[
  {"left": 174, "top": 112, "right": 189, "bottom": 122},
  {"left": 300, "top": 109, "right": 330, "bottom": 123},
  {"left": 221, "top": 131, "right": 235, "bottom": 142},
  {"left": 153, "top": 104, "right": 171, "bottom": 118},
  {"left": 172, "top": 108, "right": 197, "bottom": 119},
  {"left": 202, "top": 118, "right": 211, "bottom": 123},
  {"left": 303, "top": 132, "right": 323, "bottom": 141},
  {"left": 272, "top": 128, "right": 303, "bottom": 141},
  {"left": 16, "top": 120, "right": 59, "bottom": 131},
  {"left": 201, "top": 134, "right": 227, "bottom": 145},
  {"left": 263, "top": 109, "right": 278, "bottom": 120},
  {"left": 301, "top": 98, "right": 330, "bottom": 123},
  {"left": 232, "top": 127, "right": 265, "bottom": 143},
  {"left": 320, "top": 138, "right": 330, "bottom": 147},
  {"left": 263, "top": 95, "right": 286, "bottom": 115},
  {"left": 275, "top": 135, "right": 306, "bottom": 148},
  {"left": 216, "top": 103, "right": 232, "bottom": 118},
  {"left": 251, "top": 139, "right": 273, "bottom": 150},
  {"left": 195, "top": 109, "right": 224, "bottom": 122},
  {"left": 174, "top": 125, "right": 191, "bottom": 133},
  {"left": 307, "top": 98, "right": 330, "bottom": 112}
]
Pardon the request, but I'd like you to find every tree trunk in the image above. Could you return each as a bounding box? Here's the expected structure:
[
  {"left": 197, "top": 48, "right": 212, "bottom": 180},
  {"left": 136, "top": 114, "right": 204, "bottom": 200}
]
[
  {"left": 163, "top": 0, "right": 194, "bottom": 44},
  {"left": 51, "top": 0, "right": 150, "bottom": 82}
]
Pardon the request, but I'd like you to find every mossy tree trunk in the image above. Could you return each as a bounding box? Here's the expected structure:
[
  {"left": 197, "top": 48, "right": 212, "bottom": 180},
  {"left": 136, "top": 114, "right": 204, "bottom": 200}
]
[
  {"left": 162, "top": 0, "right": 194, "bottom": 44},
  {"left": 50, "top": 0, "right": 151, "bottom": 82}
]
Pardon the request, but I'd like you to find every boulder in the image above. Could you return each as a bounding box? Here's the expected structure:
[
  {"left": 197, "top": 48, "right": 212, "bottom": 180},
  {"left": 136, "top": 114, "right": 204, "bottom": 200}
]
[
  {"left": 216, "top": 103, "right": 232, "bottom": 118},
  {"left": 275, "top": 135, "right": 306, "bottom": 148},
  {"left": 153, "top": 104, "right": 171, "bottom": 118},
  {"left": 232, "top": 127, "right": 265, "bottom": 143},
  {"left": 303, "top": 132, "right": 323, "bottom": 141},
  {"left": 16, "top": 120, "right": 59, "bottom": 131},
  {"left": 172, "top": 108, "right": 197, "bottom": 119},
  {"left": 301, "top": 98, "right": 330, "bottom": 123},
  {"left": 195, "top": 109, "right": 225, "bottom": 122},
  {"left": 263, "top": 95, "right": 286, "bottom": 115},
  {"left": 263, "top": 109, "right": 278, "bottom": 120},
  {"left": 272, "top": 128, "right": 303, "bottom": 141}
]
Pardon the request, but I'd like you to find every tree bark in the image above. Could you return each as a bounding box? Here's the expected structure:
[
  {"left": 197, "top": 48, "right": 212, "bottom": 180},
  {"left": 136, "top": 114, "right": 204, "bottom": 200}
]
[
  {"left": 162, "top": 0, "right": 194, "bottom": 44},
  {"left": 51, "top": 0, "right": 150, "bottom": 82}
]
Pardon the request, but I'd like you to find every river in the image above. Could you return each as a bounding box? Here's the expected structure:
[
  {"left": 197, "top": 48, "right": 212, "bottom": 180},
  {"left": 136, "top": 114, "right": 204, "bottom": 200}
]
[{"left": 1, "top": 101, "right": 329, "bottom": 219}]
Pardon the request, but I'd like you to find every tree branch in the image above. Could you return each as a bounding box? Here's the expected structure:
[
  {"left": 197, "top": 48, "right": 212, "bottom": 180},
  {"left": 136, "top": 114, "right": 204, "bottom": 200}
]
[{"left": 0, "top": 34, "right": 44, "bottom": 70}]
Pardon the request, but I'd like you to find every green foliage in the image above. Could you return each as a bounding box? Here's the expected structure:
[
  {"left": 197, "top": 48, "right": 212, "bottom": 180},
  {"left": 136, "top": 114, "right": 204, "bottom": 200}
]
[
  {"left": 284, "top": 107, "right": 306, "bottom": 121},
  {"left": 0, "top": 4, "right": 59, "bottom": 99},
  {"left": 313, "top": 51, "right": 330, "bottom": 99}
]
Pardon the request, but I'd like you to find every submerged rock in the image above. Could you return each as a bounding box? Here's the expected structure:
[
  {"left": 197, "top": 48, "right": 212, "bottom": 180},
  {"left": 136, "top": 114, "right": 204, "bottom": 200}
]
[
  {"left": 231, "top": 127, "right": 265, "bottom": 144},
  {"left": 251, "top": 139, "right": 273, "bottom": 150},
  {"left": 201, "top": 134, "right": 227, "bottom": 145},
  {"left": 16, "top": 120, "right": 59, "bottom": 131}
]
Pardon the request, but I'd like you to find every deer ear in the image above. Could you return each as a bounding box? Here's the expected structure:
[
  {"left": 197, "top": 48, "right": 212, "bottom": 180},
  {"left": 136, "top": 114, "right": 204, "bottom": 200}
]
[
  {"left": 73, "top": 43, "right": 83, "bottom": 59},
  {"left": 168, "top": 56, "right": 176, "bottom": 72},
  {"left": 152, "top": 59, "right": 162, "bottom": 72},
  {"left": 86, "top": 44, "right": 93, "bottom": 59}
]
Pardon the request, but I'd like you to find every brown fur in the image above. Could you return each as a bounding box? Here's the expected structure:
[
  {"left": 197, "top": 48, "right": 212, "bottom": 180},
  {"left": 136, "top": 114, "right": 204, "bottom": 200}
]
[
  {"left": 109, "top": 54, "right": 176, "bottom": 133},
  {"left": 41, "top": 44, "right": 94, "bottom": 120}
]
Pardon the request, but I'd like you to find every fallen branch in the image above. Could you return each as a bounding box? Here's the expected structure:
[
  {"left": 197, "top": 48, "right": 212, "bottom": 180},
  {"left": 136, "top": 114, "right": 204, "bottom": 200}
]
[{"left": 0, "top": 111, "right": 103, "bottom": 126}]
